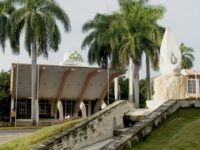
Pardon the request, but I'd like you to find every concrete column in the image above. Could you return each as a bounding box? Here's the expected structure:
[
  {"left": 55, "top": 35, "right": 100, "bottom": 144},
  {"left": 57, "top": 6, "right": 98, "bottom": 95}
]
[
  {"left": 93, "top": 100, "right": 107, "bottom": 113},
  {"left": 94, "top": 71, "right": 124, "bottom": 113},
  {"left": 129, "top": 56, "right": 133, "bottom": 103},
  {"left": 35, "top": 100, "right": 39, "bottom": 125},
  {"left": 74, "top": 69, "right": 100, "bottom": 117},
  {"left": 11, "top": 99, "right": 14, "bottom": 110},
  {"left": 80, "top": 102, "right": 87, "bottom": 118},
  {"left": 101, "top": 101, "right": 107, "bottom": 109},
  {"left": 114, "top": 78, "right": 119, "bottom": 101},
  {"left": 88, "top": 101, "right": 92, "bottom": 117},
  {"left": 55, "top": 68, "right": 74, "bottom": 120},
  {"left": 57, "top": 101, "right": 63, "bottom": 120}
]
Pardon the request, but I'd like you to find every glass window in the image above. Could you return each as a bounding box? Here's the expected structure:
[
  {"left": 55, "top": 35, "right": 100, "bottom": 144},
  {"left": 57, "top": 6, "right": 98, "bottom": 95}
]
[
  {"left": 62, "top": 100, "right": 76, "bottom": 117},
  {"left": 39, "top": 100, "right": 51, "bottom": 115},
  {"left": 188, "top": 78, "right": 196, "bottom": 94},
  {"left": 16, "top": 99, "right": 31, "bottom": 115}
]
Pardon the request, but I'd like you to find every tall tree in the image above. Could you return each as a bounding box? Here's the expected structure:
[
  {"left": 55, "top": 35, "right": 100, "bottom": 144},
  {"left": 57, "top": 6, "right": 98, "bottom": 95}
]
[
  {"left": 6, "top": 0, "right": 71, "bottom": 125},
  {"left": 0, "top": 0, "right": 15, "bottom": 52},
  {"left": 81, "top": 13, "right": 119, "bottom": 68},
  {"left": 144, "top": 26, "right": 165, "bottom": 100},
  {"left": 179, "top": 43, "right": 195, "bottom": 69},
  {"left": 0, "top": 70, "right": 10, "bottom": 101},
  {"left": 110, "top": 0, "right": 165, "bottom": 107},
  {"left": 0, "top": 70, "right": 11, "bottom": 122}
]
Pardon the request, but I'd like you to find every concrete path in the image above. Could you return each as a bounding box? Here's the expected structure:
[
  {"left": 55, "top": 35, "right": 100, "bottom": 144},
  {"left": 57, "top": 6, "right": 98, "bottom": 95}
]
[
  {"left": 124, "top": 100, "right": 166, "bottom": 121},
  {"left": 0, "top": 129, "right": 38, "bottom": 146}
]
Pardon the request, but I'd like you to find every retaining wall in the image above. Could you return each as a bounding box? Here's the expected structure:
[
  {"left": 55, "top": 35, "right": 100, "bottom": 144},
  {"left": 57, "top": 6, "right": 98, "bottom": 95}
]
[{"left": 31, "top": 100, "right": 134, "bottom": 150}]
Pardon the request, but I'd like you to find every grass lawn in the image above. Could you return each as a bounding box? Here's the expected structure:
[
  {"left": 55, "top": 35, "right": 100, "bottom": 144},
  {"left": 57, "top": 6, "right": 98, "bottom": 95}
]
[
  {"left": 0, "top": 118, "right": 84, "bottom": 150},
  {"left": 130, "top": 108, "right": 200, "bottom": 150}
]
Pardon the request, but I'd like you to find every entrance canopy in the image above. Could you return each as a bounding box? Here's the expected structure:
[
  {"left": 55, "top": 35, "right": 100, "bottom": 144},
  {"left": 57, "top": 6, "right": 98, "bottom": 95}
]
[{"left": 11, "top": 63, "right": 125, "bottom": 100}]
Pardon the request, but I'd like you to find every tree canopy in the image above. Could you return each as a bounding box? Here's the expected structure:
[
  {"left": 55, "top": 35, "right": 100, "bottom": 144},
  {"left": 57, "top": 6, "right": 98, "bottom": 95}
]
[
  {"left": 0, "top": 70, "right": 10, "bottom": 101},
  {"left": 180, "top": 43, "right": 195, "bottom": 69}
]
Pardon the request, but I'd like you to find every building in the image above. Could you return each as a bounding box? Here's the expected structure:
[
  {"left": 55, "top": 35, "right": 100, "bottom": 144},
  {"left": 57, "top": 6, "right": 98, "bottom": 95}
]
[
  {"left": 10, "top": 51, "right": 125, "bottom": 122},
  {"left": 181, "top": 69, "right": 200, "bottom": 99}
]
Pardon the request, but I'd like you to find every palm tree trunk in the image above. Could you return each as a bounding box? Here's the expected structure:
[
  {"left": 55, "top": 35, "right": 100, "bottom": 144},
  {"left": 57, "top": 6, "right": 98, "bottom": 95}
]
[
  {"left": 31, "top": 36, "right": 37, "bottom": 126},
  {"left": 133, "top": 63, "right": 139, "bottom": 108},
  {"left": 129, "top": 56, "right": 133, "bottom": 103},
  {"left": 146, "top": 53, "right": 152, "bottom": 100}
]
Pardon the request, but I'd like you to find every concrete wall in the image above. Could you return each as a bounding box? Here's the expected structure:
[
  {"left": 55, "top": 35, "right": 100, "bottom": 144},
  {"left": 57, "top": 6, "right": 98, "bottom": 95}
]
[
  {"left": 31, "top": 100, "right": 134, "bottom": 150},
  {"left": 100, "top": 100, "right": 200, "bottom": 150}
]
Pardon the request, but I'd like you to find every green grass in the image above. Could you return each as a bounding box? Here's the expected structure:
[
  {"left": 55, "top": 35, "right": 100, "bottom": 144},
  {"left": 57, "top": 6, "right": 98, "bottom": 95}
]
[
  {"left": 130, "top": 108, "right": 200, "bottom": 150},
  {"left": 0, "top": 118, "right": 84, "bottom": 150}
]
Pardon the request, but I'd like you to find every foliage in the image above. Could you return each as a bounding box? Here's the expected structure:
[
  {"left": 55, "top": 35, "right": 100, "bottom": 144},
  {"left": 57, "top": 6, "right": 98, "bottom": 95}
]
[
  {"left": 0, "top": 70, "right": 11, "bottom": 121},
  {"left": 105, "top": 76, "right": 147, "bottom": 108},
  {"left": 81, "top": 0, "right": 165, "bottom": 108},
  {"left": 118, "top": 76, "right": 129, "bottom": 100},
  {"left": 0, "top": 118, "right": 84, "bottom": 150},
  {"left": 139, "top": 79, "right": 146, "bottom": 108},
  {"left": 179, "top": 43, "right": 195, "bottom": 69},
  {"left": 5, "top": 0, "right": 71, "bottom": 124},
  {"left": 0, "top": 70, "right": 10, "bottom": 100},
  {"left": 109, "top": 0, "right": 165, "bottom": 107},
  {"left": 0, "top": 0, "right": 15, "bottom": 52},
  {"left": 6, "top": 0, "right": 71, "bottom": 58},
  {"left": 130, "top": 108, "right": 200, "bottom": 150},
  {"left": 81, "top": 13, "right": 115, "bottom": 68},
  {"left": 104, "top": 76, "right": 129, "bottom": 105}
]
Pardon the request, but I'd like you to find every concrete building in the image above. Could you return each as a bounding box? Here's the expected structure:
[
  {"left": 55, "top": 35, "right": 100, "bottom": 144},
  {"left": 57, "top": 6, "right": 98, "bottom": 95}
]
[
  {"left": 10, "top": 51, "right": 124, "bottom": 122},
  {"left": 181, "top": 69, "right": 200, "bottom": 99}
]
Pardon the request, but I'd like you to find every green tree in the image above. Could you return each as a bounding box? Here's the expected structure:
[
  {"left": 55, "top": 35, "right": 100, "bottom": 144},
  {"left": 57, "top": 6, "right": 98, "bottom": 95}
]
[
  {"left": 118, "top": 76, "right": 129, "bottom": 100},
  {"left": 144, "top": 25, "right": 165, "bottom": 100},
  {"left": 0, "top": 70, "right": 10, "bottom": 100},
  {"left": 0, "top": 0, "right": 15, "bottom": 52},
  {"left": 179, "top": 43, "right": 195, "bottom": 69},
  {"left": 139, "top": 79, "right": 146, "bottom": 107},
  {"left": 0, "top": 70, "right": 11, "bottom": 122},
  {"left": 109, "top": 0, "right": 165, "bottom": 107},
  {"left": 81, "top": 13, "right": 120, "bottom": 68},
  {"left": 6, "top": 0, "right": 71, "bottom": 125}
]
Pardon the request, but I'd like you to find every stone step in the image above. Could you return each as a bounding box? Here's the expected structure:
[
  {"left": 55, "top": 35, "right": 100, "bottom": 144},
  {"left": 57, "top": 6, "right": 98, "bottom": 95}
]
[
  {"left": 114, "top": 127, "right": 130, "bottom": 136},
  {"left": 80, "top": 138, "right": 114, "bottom": 150},
  {"left": 124, "top": 109, "right": 154, "bottom": 126}
]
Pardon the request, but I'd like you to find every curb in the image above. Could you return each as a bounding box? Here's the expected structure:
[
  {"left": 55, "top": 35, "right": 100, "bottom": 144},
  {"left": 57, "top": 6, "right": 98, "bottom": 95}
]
[{"left": 0, "top": 126, "right": 45, "bottom": 130}]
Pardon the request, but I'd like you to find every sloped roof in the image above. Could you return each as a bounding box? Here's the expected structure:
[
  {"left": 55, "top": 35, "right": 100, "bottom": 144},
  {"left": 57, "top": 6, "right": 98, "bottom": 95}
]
[{"left": 12, "top": 63, "right": 124, "bottom": 100}]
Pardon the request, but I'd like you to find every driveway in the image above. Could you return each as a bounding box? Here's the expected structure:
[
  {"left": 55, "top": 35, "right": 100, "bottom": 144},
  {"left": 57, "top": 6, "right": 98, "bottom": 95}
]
[{"left": 0, "top": 129, "right": 39, "bottom": 146}]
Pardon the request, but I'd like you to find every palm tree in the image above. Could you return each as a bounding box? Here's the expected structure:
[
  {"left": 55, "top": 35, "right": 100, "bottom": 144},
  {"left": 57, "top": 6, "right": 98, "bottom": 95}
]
[
  {"left": 6, "top": 0, "right": 71, "bottom": 125},
  {"left": 0, "top": 0, "right": 15, "bottom": 52},
  {"left": 145, "top": 26, "right": 165, "bottom": 100},
  {"left": 81, "top": 13, "right": 118, "bottom": 68},
  {"left": 179, "top": 43, "right": 195, "bottom": 69},
  {"left": 110, "top": 0, "right": 165, "bottom": 107}
]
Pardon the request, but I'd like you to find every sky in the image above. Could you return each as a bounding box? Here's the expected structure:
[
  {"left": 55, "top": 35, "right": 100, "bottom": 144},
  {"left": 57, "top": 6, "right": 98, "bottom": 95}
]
[{"left": 0, "top": 0, "right": 199, "bottom": 79}]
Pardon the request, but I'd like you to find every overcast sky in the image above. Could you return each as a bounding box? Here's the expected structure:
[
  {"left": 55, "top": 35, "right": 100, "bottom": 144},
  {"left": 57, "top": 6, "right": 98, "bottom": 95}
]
[{"left": 0, "top": 0, "right": 199, "bottom": 79}]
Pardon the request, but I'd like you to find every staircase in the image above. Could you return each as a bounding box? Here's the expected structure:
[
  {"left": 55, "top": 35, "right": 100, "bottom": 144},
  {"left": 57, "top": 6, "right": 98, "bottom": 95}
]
[{"left": 81, "top": 100, "right": 166, "bottom": 150}]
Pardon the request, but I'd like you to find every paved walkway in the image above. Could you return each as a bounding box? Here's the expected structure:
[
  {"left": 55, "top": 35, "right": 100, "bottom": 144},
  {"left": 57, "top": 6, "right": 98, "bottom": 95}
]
[{"left": 0, "top": 129, "right": 38, "bottom": 146}]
